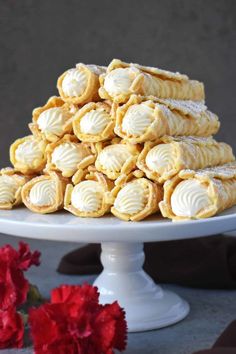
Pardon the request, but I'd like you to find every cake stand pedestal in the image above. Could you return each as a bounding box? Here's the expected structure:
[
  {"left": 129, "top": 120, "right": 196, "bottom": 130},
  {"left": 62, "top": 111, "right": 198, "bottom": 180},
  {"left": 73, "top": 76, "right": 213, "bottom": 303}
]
[
  {"left": 0, "top": 207, "right": 236, "bottom": 332},
  {"left": 94, "top": 242, "right": 188, "bottom": 331}
]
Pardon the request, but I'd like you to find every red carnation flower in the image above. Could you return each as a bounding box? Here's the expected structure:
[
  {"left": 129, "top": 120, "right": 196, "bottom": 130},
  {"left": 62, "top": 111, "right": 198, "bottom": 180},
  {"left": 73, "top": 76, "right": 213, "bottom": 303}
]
[
  {"left": 29, "top": 284, "right": 127, "bottom": 354},
  {"left": 93, "top": 302, "right": 127, "bottom": 353},
  {"left": 0, "top": 308, "right": 24, "bottom": 349},
  {"left": 17, "top": 242, "right": 41, "bottom": 271},
  {"left": 51, "top": 283, "right": 100, "bottom": 311},
  {"left": 0, "top": 242, "right": 41, "bottom": 310}
]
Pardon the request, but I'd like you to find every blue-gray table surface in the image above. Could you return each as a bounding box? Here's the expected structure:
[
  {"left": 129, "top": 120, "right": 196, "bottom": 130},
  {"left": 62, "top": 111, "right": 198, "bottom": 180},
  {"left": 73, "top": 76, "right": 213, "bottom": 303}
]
[{"left": 0, "top": 233, "right": 235, "bottom": 354}]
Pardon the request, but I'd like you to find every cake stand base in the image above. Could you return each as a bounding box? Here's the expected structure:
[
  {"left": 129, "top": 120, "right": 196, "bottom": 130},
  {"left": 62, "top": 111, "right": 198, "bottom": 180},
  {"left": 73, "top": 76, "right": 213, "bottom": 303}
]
[{"left": 94, "top": 242, "right": 189, "bottom": 332}]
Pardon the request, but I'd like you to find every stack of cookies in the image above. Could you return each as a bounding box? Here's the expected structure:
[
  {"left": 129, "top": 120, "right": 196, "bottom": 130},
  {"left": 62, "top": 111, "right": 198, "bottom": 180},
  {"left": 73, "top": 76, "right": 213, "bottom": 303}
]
[{"left": 1, "top": 59, "right": 236, "bottom": 221}]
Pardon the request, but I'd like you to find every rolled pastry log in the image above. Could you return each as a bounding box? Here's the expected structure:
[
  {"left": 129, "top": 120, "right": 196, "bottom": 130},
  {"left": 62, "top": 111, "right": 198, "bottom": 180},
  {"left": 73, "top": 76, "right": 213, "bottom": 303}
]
[
  {"left": 159, "top": 162, "right": 236, "bottom": 220},
  {"left": 115, "top": 95, "right": 220, "bottom": 143},
  {"left": 73, "top": 101, "right": 115, "bottom": 142},
  {"left": 108, "top": 175, "right": 163, "bottom": 221},
  {"left": 64, "top": 171, "right": 113, "bottom": 217},
  {"left": 10, "top": 135, "right": 47, "bottom": 174},
  {"left": 99, "top": 59, "right": 204, "bottom": 103},
  {"left": 29, "top": 96, "right": 77, "bottom": 142},
  {"left": 45, "top": 134, "right": 96, "bottom": 178},
  {"left": 21, "top": 172, "right": 67, "bottom": 214},
  {"left": 57, "top": 63, "right": 106, "bottom": 105},
  {"left": 137, "top": 136, "right": 235, "bottom": 183},
  {"left": 0, "top": 167, "right": 30, "bottom": 209},
  {"left": 95, "top": 140, "right": 141, "bottom": 180}
]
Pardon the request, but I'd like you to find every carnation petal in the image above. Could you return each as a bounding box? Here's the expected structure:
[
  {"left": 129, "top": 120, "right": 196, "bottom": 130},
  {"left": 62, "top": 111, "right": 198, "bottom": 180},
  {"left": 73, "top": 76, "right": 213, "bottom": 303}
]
[
  {"left": 0, "top": 308, "right": 24, "bottom": 349},
  {"left": 18, "top": 242, "right": 41, "bottom": 270},
  {"left": 51, "top": 283, "right": 100, "bottom": 310}
]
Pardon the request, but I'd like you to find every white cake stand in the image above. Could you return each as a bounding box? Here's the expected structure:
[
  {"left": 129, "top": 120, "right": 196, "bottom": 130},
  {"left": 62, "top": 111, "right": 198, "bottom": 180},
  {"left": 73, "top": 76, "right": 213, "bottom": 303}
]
[{"left": 0, "top": 207, "right": 236, "bottom": 332}]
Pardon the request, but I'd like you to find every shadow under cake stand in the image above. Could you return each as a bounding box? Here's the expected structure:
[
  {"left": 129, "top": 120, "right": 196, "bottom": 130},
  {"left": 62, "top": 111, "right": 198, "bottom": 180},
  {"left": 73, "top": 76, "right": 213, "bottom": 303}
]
[{"left": 0, "top": 207, "right": 236, "bottom": 332}]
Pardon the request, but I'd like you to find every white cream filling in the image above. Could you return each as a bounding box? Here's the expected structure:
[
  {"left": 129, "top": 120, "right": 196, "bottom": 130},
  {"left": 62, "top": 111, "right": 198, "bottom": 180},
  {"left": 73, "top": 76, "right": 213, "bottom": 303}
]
[
  {"left": 71, "top": 181, "right": 103, "bottom": 212},
  {"left": 62, "top": 68, "right": 87, "bottom": 97},
  {"left": 37, "top": 107, "right": 68, "bottom": 136},
  {"left": 104, "top": 68, "right": 137, "bottom": 96},
  {"left": 51, "top": 143, "right": 88, "bottom": 173},
  {"left": 114, "top": 180, "right": 146, "bottom": 215},
  {"left": 15, "top": 139, "right": 43, "bottom": 166},
  {"left": 171, "top": 179, "right": 211, "bottom": 218},
  {"left": 29, "top": 180, "right": 56, "bottom": 207},
  {"left": 146, "top": 144, "right": 175, "bottom": 174},
  {"left": 80, "top": 109, "right": 110, "bottom": 135},
  {"left": 97, "top": 144, "right": 132, "bottom": 172},
  {"left": 0, "top": 176, "right": 18, "bottom": 204},
  {"left": 122, "top": 104, "right": 154, "bottom": 136}
]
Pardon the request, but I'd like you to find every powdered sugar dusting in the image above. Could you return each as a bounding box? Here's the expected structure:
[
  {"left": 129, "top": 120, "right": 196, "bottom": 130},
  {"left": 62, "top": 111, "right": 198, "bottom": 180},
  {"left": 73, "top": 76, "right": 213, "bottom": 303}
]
[
  {"left": 109, "top": 59, "right": 189, "bottom": 81},
  {"left": 180, "top": 162, "right": 236, "bottom": 180},
  {"left": 157, "top": 99, "right": 207, "bottom": 118},
  {"left": 76, "top": 63, "right": 106, "bottom": 76},
  {"left": 162, "top": 135, "right": 216, "bottom": 145}
]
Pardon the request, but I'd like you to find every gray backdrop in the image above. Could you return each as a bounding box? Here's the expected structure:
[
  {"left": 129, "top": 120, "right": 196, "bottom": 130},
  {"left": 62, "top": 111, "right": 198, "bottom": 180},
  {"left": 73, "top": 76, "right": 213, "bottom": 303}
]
[{"left": 0, "top": 0, "right": 235, "bottom": 167}]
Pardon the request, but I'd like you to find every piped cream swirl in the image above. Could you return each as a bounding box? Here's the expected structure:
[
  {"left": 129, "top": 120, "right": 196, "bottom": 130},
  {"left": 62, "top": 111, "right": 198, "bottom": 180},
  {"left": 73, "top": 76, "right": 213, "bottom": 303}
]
[
  {"left": 104, "top": 68, "right": 137, "bottom": 96},
  {"left": 71, "top": 181, "right": 103, "bottom": 212},
  {"left": 171, "top": 179, "right": 211, "bottom": 218},
  {"left": 122, "top": 104, "right": 154, "bottom": 136},
  {"left": 62, "top": 68, "right": 87, "bottom": 97},
  {"left": 29, "top": 180, "right": 56, "bottom": 207},
  {"left": 37, "top": 107, "right": 69, "bottom": 136},
  {"left": 0, "top": 176, "right": 18, "bottom": 204},
  {"left": 97, "top": 144, "right": 132, "bottom": 172},
  {"left": 80, "top": 109, "right": 110, "bottom": 135},
  {"left": 114, "top": 180, "right": 146, "bottom": 215},
  {"left": 51, "top": 143, "right": 88, "bottom": 173},
  {"left": 15, "top": 140, "right": 43, "bottom": 165},
  {"left": 146, "top": 144, "right": 175, "bottom": 174}
]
